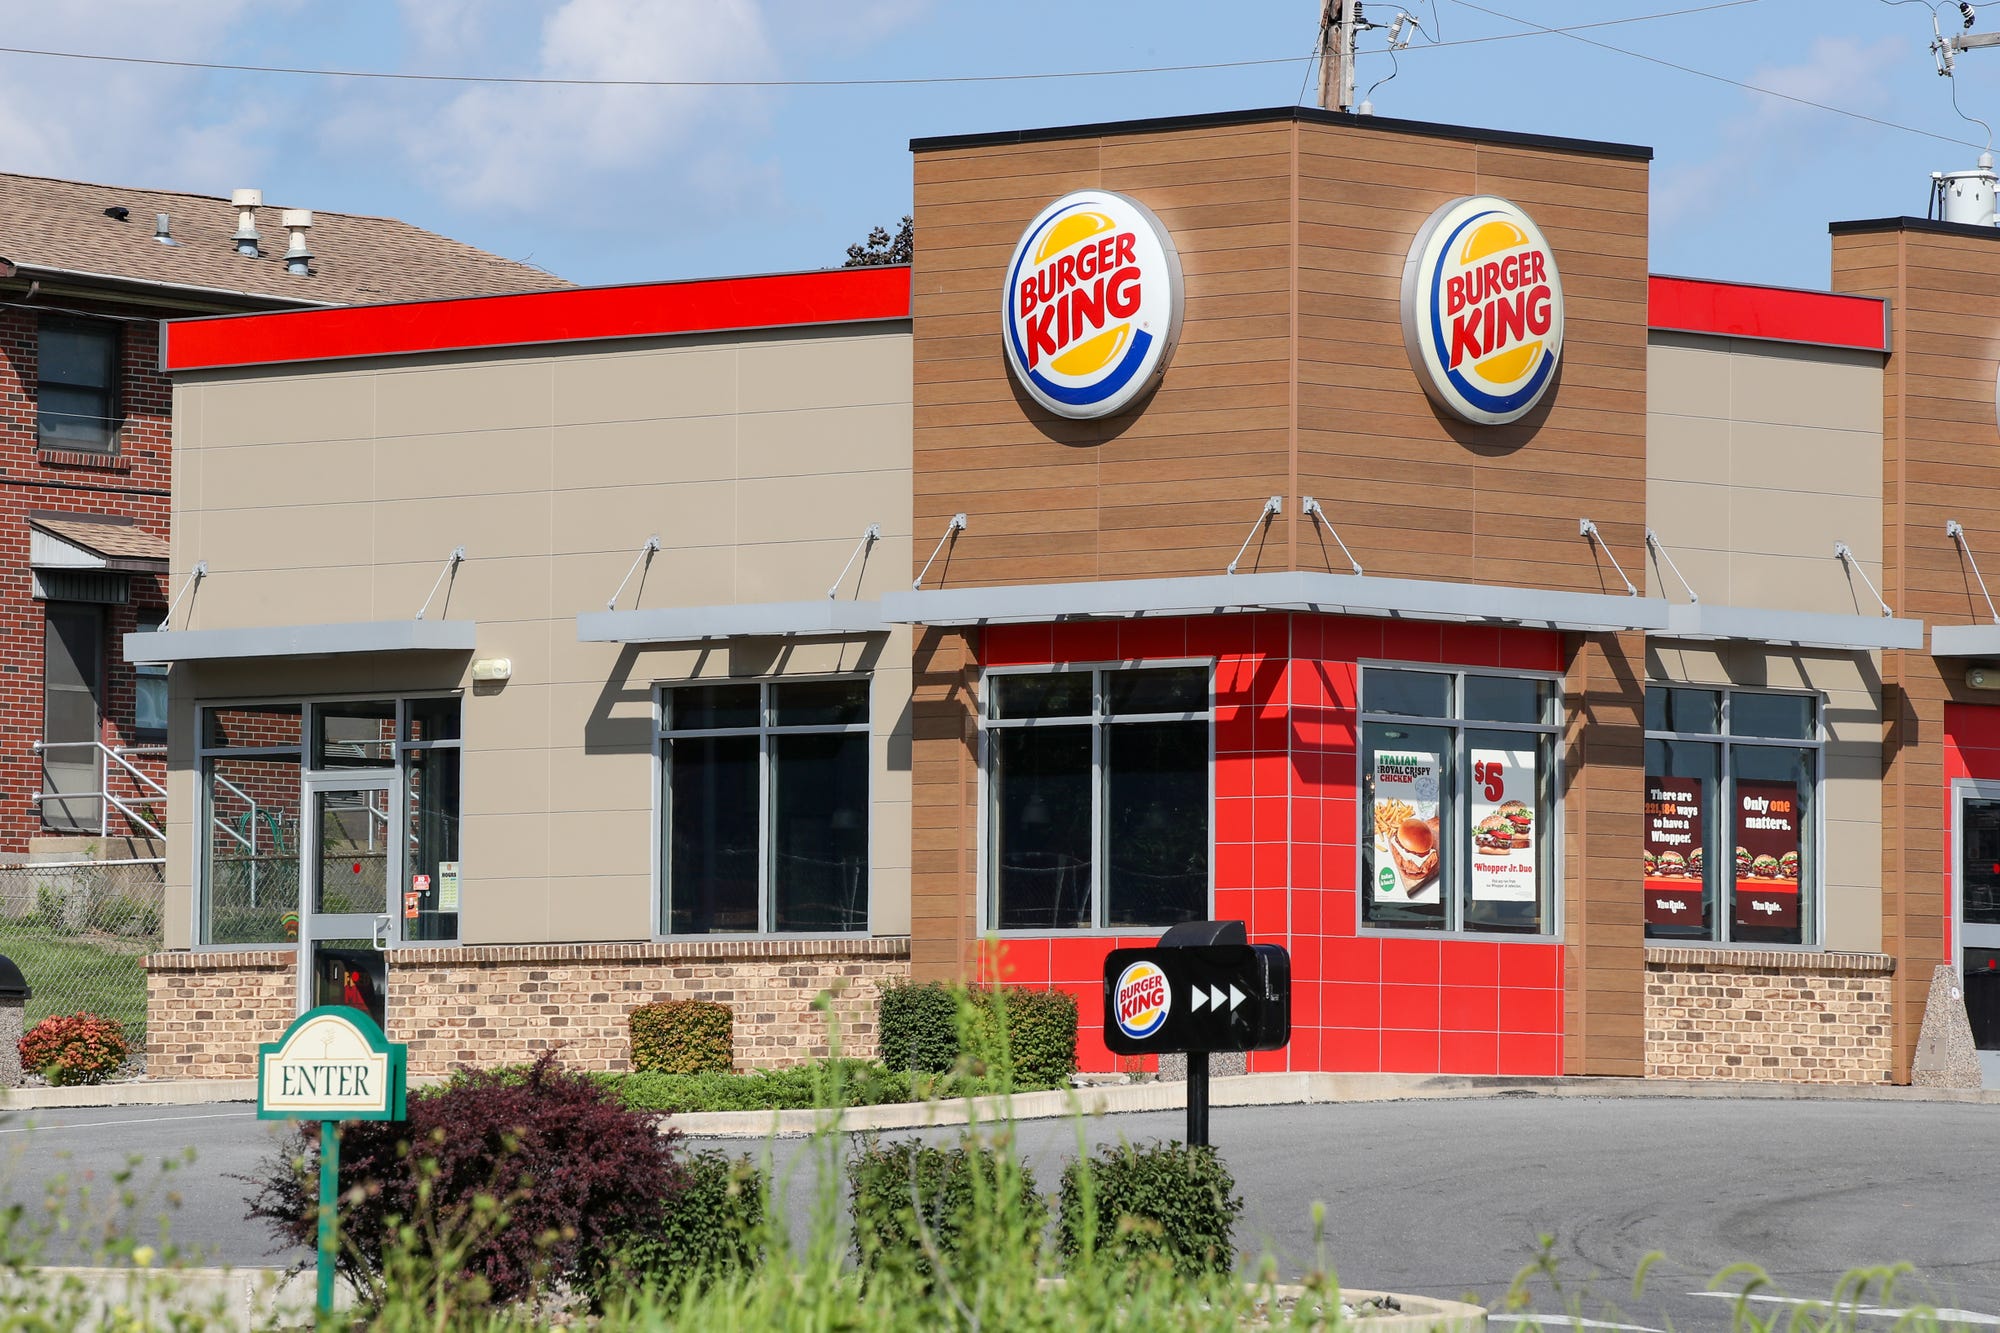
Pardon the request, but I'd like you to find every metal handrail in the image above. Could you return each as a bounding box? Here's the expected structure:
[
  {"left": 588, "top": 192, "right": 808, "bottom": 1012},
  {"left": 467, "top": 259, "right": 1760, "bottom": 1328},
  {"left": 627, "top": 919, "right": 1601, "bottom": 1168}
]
[{"left": 34, "top": 740, "right": 168, "bottom": 840}]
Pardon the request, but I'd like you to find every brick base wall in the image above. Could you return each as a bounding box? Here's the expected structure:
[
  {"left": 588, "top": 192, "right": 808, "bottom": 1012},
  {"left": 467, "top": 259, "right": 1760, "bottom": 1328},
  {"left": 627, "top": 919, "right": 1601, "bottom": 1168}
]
[
  {"left": 1644, "top": 947, "right": 1896, "bottom": 1083},
  {"left": 145, "top": 938, "right": 912, "bottom": 1079}
]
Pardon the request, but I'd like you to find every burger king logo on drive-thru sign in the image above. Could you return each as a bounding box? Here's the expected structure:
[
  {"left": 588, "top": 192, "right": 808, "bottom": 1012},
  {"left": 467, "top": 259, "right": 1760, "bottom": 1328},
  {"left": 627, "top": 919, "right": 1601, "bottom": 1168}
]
[
  {"left": 1113, "top": 960, "right": 1171, "bottom": 1041},
  {"left": 1003, "top": 190, "right": 1184, "bottom": 420},
  {"left": 1401, "top": 195, "right": 1564, "bottom": 426}
]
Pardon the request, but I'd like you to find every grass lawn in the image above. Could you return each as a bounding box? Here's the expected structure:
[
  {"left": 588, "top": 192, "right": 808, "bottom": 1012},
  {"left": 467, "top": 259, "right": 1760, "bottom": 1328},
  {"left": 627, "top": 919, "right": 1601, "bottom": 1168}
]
[{"left": 0, "top": 925, "right": 149, "bottom": 1048}]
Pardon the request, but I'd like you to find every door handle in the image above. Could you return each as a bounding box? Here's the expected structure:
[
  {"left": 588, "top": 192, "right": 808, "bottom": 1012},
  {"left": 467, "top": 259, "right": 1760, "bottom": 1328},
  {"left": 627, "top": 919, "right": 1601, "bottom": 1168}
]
[{"left": 372, "top": 915, "right": 392, "bottom": 950}]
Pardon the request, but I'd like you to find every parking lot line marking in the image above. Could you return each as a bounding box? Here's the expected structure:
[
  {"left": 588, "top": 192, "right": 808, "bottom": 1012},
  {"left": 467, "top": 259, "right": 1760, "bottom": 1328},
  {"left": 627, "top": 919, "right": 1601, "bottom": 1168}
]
[
  {"left": 0, "top": 1111, "right": 252, "bottom": 1136},
  {"left": 1488, "top": 1316, "right": 1664, "bottom": 1331},
  {"left": 1688, "top": 1292, "right": 2000, "bottom": 1325}
]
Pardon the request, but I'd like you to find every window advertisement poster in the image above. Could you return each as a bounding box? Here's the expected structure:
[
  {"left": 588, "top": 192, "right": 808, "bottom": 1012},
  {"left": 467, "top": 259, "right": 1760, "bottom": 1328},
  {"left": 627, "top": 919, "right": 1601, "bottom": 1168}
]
[
  {"left": 1372, "top": 751, "right": 1441, "bottom": 903},
  {"left": 1733, "top": 779, "right": 1801, "bottom": 928},
  {"left": 1468, "top": 748, "right": 1536, "bottom": 902},
  {"left": 1644, "top": 778, "right": 1705, "bottom": 926},
  {"left": 437, "top": 861, "right": 460, "bottom": 912}
]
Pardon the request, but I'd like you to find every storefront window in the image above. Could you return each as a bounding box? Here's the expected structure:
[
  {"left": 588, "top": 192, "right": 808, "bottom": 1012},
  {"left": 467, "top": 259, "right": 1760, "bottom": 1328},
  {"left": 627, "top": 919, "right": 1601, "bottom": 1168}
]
[
  {"left": 985, "top": 665, "right": 1209, "bottom": 932},
  {"left": 1360, "top": 666, "right": 1560, "bottom": 936},
  {"left": 1643, "top": 686, "right": 1819, "bottom": 946},
  {"left": 658, "top": 678, "right": 871, "bottom": 935}
]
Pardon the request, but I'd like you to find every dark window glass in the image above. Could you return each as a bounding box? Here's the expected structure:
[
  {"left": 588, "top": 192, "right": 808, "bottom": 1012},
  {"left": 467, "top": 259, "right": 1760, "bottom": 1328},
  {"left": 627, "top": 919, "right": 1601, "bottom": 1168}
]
[
  {"left": 1730, "top": 744, "right": 1812, "bottom": 946},
  {"left": 1461, "top": 729, "right": 1555, "bottom": 936},
  {"left": 1646, "top": 687, "right": 1721, "bottom": 734},
  {"left": 1105, "top": 720, "right": 1207, "bottom": 927},
  {"left": 772, "top": 732, "right": 869, "bottom": 931},
  {"left": 1464, "top": 676, "right": 1552, "bottom": 725},
  {"left": 41, "top": 604, "right": 103, "bottom": 832},
  {"left": 402, "top": 745, "right": 461, "bottom": 942},
  {"left": 990, "top": 726, "right": 1092, "bottom": 930},
  {"left": 773, "top": 679, "right": 869, "bottom": 728},
  {"left": 1644, "top": 737, "right": 1719, "bottom": 942},
  {"left": 201, "top": 754, "right": 301, "bottom": 945},
  {"left": 1965, "top": 800, "right": 2000, "bottom": 929},
  {"left": 1731, "top": 693, "right": 1814, "bottom": 740},
  {"left": 1364, "top": 670, "right": 1451, "bottom": 719},
  {"left": 203, "top": 704, "right": 302, "bottom": 750},
  {"left": 313, "top": 701, "right": 396, "bottom": 769},
  {"left": 1106, "top": 667, "right": 1208, "bottom": 716},
  {"left": 992, "top": 672, "right": 1092, "bottom": 720},
  {"left": 404, "top": 697, "right": 461, "bottom": 743},
  {"left": 37, "top": 319, "right": 120, "bottom": 452},
  {"left": 1360, "top": 721, "right": 1452, "bottom": 930},
  {"left": 671, "top": 684, "right": 759, "bottom": 731},
  {"left": 133, "top": 612, "right": 167, "bottom": 739},
  {"left": 667, "top": 734, "right": 759, "bottom": 933}
]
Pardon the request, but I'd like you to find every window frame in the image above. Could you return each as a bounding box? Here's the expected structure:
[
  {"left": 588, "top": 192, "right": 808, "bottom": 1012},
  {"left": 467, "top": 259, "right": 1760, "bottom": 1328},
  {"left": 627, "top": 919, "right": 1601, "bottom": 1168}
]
[
  {"left": 131, "top": 611, "right": 168, "bottom": 741},
  {"left": 977, "top": 659, "right": 1216, "bottom": 936},
  {"left": 1642, "top": 684, "right": 1825, "bottom": 949},
  {"left": 35, "top": 315, "right": 122, "bottom": 454},
  {"left": 192, "top": 694, "right": 464, "bottom": 951},
  {"left": 1354, "top": 661, "right": 1566, "bottom": 942},
  {"left": 653, "top": 675, "right": 874, "bottom": 938}
]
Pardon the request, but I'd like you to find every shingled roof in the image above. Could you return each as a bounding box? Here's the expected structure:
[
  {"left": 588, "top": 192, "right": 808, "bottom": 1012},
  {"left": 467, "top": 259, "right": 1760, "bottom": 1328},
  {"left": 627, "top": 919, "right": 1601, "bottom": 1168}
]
[{"left": 0, "top": 172, "right": 570, "bottom": 306}]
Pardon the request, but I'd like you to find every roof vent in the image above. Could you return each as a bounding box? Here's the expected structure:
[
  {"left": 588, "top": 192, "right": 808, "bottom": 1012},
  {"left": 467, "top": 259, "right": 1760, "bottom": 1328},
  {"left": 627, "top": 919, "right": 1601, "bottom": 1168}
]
[
  {"left": 230, "top": 188, "right": 262, "bottom": 256},
  {"left": 281, "top": 209, "right": 313, "bottom": 276},
  {"left": 102, "top": 206, "right": 129, "bottom": 222},
  {"left": 154, "top": 213, "right": 175, "bottom": 246}
]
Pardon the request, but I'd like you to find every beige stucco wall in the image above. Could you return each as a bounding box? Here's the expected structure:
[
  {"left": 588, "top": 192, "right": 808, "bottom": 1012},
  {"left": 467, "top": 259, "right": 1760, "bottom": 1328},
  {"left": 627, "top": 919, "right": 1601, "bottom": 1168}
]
[{"left": 161, "top": 323, "right": 913, "bottom": 951}]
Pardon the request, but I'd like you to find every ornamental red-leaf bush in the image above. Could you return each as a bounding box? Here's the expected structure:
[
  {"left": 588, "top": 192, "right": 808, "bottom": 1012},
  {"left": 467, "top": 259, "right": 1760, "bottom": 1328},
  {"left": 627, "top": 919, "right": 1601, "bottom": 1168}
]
[
  {"left": 243, "top": 1050, "right": 687, "bottom": 1309},
  {"left": 18, "top": 1012, "right": 128, "bottom": 1085}
]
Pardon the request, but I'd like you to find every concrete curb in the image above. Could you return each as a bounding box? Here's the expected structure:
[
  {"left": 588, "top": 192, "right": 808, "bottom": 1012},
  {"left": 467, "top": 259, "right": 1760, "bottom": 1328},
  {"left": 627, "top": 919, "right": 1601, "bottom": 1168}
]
[
  {"left": 666, "top": 1070, "right": 2000, "bottom": 1138},
  {"left": 0, "top": 1079, "right": 255, "bottom": 1110}
]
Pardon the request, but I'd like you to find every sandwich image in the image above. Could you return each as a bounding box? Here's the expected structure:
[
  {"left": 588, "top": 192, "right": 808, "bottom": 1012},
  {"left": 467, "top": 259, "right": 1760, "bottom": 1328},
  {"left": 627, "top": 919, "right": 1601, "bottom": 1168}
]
[
  {"left": 1644, "top": 849, "right": 1657, "bottom": 875},
  {"left": 1475, "top": 814, "right": 1516, "bottom": 853},
  {"left": 1498, "top": 800, "right": 1533, "bottom": 847},
  {"left": 1689, "top": 847, "right": 1704, "bottom": 875},
  {"left": 1752, "top": 853, "right": 1780, "bottom": 878},
  {"left": 1735, "top": 846, "right": 1752, "bottom": 876},
  {"left": 1657, "top": 850, "right": 1687, "bottom": 877},
  {"left": 1778, "top": 850, "right": 1798, "bottom": 879},
  {"left": 1386, "top": 815, "right": 1439, "bottom": 884}
]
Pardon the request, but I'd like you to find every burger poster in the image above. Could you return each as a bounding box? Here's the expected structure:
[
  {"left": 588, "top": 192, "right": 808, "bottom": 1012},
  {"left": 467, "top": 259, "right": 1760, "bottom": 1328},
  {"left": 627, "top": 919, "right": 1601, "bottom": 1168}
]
[
  {"left": 1733, "top": 779, "right": 1801, "bottom": 929},
  {"left": 1644, "top": 778, "right": 1705, "bottom": 927},
  {"left": 1468, "top": 748, "right": 1536, "bottom": 903},
  {"left": 1372, "top": 750, "right": 1440, "bottom": 903}
]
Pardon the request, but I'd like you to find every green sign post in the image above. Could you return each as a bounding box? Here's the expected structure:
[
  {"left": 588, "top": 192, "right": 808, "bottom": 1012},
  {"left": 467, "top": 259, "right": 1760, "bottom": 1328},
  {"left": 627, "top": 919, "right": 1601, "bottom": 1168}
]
[{"left": 257, "top": 1006, "right": 409, "bottom": 1318}]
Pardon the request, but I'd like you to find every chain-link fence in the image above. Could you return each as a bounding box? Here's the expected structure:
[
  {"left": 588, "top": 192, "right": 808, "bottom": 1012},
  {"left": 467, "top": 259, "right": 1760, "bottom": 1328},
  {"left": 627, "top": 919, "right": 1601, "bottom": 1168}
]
[{"left": 0, "top": 859, "right": 165, "bottom": 1066}]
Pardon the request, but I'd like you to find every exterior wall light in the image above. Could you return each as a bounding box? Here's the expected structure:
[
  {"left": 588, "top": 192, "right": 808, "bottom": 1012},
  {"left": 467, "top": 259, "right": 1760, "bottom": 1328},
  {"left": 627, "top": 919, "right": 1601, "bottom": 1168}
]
[{"left": 471, "top": 658, "right": 512, "bottom": 683}]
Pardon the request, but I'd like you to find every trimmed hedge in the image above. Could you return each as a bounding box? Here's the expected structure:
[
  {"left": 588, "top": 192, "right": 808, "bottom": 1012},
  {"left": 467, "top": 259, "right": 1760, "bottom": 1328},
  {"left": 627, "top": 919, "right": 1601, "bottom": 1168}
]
[
  {"left": 606, "top": 1059, "right": 917, "bottom": 1114},
  {"left": 1057, "top": 1141, "right": 1243, "bottom": 1279},
  {"left": 848, "top": 1135, "right": 1043, "bottom": 1283},
  {"left": 876, "top": 983, "right": 1078, "bottom": 1091},
  {"left": 610, "top": 1149, "right": 765, "bottom": 1295},
  {"left": 630, "top": 998, "right": 733, "bottom": 1075}
]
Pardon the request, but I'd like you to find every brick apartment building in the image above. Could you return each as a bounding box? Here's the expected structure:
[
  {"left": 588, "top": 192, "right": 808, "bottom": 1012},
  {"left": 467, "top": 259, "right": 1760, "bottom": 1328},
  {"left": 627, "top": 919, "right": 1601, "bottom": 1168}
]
[{"left": 0, "top": 174, "right": 567, "bottom": 860}]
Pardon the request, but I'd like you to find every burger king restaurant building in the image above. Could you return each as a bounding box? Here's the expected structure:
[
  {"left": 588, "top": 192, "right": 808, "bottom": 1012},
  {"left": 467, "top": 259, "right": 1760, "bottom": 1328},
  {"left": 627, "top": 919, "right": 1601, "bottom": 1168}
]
[{"left": 134, "top": 106, "right": 2000, "bottom": 1088}]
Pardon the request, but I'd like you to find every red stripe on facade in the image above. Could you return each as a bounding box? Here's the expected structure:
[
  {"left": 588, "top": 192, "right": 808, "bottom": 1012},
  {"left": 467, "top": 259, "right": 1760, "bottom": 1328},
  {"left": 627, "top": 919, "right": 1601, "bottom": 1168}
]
[
  {"left": 1648, "top": 274, "right": 1888, "bottom": 352},
  {"left": 161, "top": 266, "right": 914, "bottom": 372}
]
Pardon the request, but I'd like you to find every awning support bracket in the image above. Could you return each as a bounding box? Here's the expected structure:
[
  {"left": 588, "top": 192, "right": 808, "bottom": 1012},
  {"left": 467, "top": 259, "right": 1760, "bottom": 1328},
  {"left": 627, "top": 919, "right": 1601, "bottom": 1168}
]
[
  {"left": 1834, "top": 541, "right": 1895, "bottom": 618},
  {"left": 606, "top": 536, "right": 661, "bottom": 612},
  {"left": 1947, "top": 520, "right": 2000, "bottom": 624},
  {"left": 1227, "top": 496, "right": 1283, "bottom": 576},
  {"left": 1301, "top": 496, "right": 1363, "bottom": 576},
  {"left": 828, "top": 523, "right": 882, "bottom": 600},
  {"left": 414, "top": 547, "right": 466, "bottom": 621},
  {"left": 914, "top": 513, "right": 966, "bottom": 590},
  {"left": 163, "top": 560, "right": 206, "bottom": 629},
  {"left": 1579, "top": 519, "right": 1637, "bottom": 596},
  {"left": 1644, "top": 528, "right": 1699, "bottom": 604}
]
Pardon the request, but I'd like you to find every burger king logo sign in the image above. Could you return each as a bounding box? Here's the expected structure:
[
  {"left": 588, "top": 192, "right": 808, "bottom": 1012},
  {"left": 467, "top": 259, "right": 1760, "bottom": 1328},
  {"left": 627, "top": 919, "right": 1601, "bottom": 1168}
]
[
  {"left": 1112, "top": 959, "right": 1171, "bottom": 1041},
  {"left": 1400, "top": 195, "right": 1564, "bottom": 426},
  {"left": 1002, "top": 190, "right": 1184, "bottom": 420}
]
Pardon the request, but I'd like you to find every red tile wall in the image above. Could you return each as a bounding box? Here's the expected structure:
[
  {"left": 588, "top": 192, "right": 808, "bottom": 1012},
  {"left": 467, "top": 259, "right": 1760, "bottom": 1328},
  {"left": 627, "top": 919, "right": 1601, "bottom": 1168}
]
[
  {"left": 1940, "top": 702, "right": 2000, "bottom": 961},
  {"left": 977, "top": 612, "right": 1567, "bottom": 1077}
]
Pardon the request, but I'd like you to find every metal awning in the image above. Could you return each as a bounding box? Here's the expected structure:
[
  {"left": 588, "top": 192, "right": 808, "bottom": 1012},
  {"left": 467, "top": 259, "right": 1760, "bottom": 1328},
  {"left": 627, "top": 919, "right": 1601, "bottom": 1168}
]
[
  {"left": 880, "top": 572, "right": 1669, "bottom": 634},
  {"left": 125, "top": 619, "right": 477, "bottom": 664},
  {"left": 1931, "top": 623, "right": 2000, "bottom": 658},
  {"left": 1663, "top": 602, "right": 1924, "bottom": 651},
  {"left": 577, "top": 599, "right": 886, "bottom": 644}
]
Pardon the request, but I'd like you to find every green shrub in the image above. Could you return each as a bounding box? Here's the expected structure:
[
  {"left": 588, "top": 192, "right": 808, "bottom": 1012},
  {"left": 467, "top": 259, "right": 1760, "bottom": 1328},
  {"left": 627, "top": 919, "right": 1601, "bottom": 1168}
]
[
  {"left": 877, "top": 983, "right": 1078, "bottom": 1091},
  {"left": 607, "top": 1149, "right": 765, "bottom": 1297},
  {"left": 18, "top": 1012, "right": 128, "bottom": 1085},
  {"left": 1058, "top": 1141, "right": 1243, "bottom": 1279},
  {"left": 848, "top": 1135, "right": 1043, "bottom": 1283},
  {"left": 877, "top": 981, "right": 960, "bottom": 1076},
  {"left": 630, "top": 998, "right": 733, "bottom": 1074},
  {"left": 609, "top": 1059, "right": 912, "bottom": 1113},
  {"left": 991, "top": 986, "right": 1079, "bottom": 1091}
]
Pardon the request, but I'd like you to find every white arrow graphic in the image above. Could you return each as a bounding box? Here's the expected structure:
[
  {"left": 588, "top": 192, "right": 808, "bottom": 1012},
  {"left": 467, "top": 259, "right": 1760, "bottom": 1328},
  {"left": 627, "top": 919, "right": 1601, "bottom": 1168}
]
[
  {"left": 1190, "top": 986, "right": 1207, "bottom": 1013},
  {"left": 1208, "top": 985, "right": 1226, "bottom": 1011},
  {"left": 1228, "top": 984, "right": 1246, "bottom": 1011}
]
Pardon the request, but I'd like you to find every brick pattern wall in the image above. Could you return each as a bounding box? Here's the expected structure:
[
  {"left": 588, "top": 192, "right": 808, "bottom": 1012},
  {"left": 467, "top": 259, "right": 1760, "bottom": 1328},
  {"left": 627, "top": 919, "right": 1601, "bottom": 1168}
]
[
  {"left": 145, "top": 938, "right": 912, "bottom": 1078},
  {"left": 1644, "top": 947, "right": 1896, "bottom": 1083},
  {"left": 145, "top": 949, "right": 294, "bottom": 1078}
]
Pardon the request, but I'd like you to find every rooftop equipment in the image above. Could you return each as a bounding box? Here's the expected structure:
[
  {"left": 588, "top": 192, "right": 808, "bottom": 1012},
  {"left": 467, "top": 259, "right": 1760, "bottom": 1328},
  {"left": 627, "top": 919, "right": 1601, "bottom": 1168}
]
[
  {"left": 282, "top": 209, "right": 314, "bottom": 275},
  {"left": 231, "top": 188, "right": 262, "bottom": 256}
]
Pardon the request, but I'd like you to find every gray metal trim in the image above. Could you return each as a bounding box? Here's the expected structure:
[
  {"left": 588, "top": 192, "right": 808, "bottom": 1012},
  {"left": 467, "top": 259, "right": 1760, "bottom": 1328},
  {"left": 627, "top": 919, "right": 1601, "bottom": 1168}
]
[
  {"left": 577, "top": 600, "right": 886, "bottom": 644},
  {"left": 124, "top": 619, "right": 477, "bottom": 664},
  {"left": 1931, "top": 622, "right": 2000, "bottom": 658},
  {"left": 1664, "top": 601, "right": 1924, "bottom": 651},
  {"left": 881, "top": 571, "right": 1669, "bottom": 633}
]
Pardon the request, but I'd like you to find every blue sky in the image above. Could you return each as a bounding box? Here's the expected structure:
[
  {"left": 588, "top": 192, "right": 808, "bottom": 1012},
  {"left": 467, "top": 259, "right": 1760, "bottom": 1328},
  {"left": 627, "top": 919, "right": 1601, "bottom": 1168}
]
[{"left": 6, "top": 1, "right": 1998, "bottom": 290}]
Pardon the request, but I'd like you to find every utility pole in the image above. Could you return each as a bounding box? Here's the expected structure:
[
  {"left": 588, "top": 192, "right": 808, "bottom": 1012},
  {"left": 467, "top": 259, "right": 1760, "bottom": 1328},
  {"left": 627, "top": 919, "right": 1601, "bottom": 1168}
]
[{"left": 1317, "top": 1, "right": 1360, "bottom": 112}]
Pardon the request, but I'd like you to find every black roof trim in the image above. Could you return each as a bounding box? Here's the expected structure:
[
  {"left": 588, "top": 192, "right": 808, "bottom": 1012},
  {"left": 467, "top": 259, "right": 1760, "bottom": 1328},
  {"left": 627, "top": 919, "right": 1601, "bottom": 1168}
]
[
  {"left": 909, "top": 104, "right": 1652, "bottom": 161},
  {"left": 1829, "top": 215, "right": 2000, "bottom": 240}
]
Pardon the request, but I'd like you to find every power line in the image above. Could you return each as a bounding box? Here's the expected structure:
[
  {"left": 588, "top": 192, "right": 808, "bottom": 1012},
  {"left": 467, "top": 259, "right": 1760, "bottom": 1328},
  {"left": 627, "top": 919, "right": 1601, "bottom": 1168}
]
[
  {"left": 1452, "top": 0, "right": 1986, "bottom": 151},
  {"left": 0, "top": 4, "right": 1777, "bottom": 92}
]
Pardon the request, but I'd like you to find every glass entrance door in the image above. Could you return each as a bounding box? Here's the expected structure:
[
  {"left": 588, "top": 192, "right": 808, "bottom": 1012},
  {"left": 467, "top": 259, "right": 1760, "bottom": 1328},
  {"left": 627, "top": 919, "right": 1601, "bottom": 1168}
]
[
  {"left": 301, "top": 778, "right": 396, "bottom": 1029},
  {"left": 1953, "top": 787, "right": 2000, "bottom": 1085}
]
